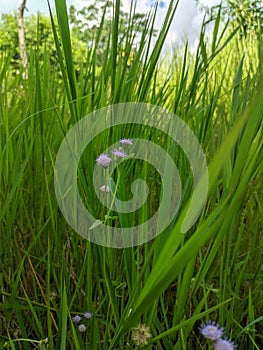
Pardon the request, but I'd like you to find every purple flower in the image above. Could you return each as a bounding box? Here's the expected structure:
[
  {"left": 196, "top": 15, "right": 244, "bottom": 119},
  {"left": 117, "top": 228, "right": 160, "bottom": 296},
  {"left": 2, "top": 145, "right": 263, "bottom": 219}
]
[
  {"left": 78, "top": 324, "right": 87, "bottom": 332},
  {"left": 83, "top": 311, "right": 93, "bottom": 319},
  {"left": 120, "top": 138, "right": 132, "bottom": 145},
  {"left": 72, "top": 315, "right": 82, "bottom": 323},
  {"left": 96, "top": 153, "right": 112, "bottom": 168},
  {"left": 112, "top": 149, "right": 127, "bottom": 158},
  {"left": 199, "top": 321, "right": 224, "bottom": 340},
  {"left": 100, "top": 185, "right": 110, "bottom": 193},
  {"left": 212, "top": 338, "right": 237, "bottom": 350}
]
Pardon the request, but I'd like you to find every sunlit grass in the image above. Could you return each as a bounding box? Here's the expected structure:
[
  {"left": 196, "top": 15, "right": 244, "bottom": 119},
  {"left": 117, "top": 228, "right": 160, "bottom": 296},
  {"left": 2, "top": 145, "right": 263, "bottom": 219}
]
[{"left": 0, "top": 1, "right": 262, "bottom": 349}]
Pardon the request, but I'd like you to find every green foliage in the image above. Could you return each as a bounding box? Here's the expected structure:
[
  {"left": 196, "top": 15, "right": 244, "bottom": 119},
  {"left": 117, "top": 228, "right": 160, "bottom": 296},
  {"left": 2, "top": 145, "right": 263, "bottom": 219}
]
[
  {"left": 0, "top": 14, "right": 20, "bottom": 70},
  {"left": 0, "top": 0, "right": 154, "bottom": 75},
  {"left": 225, "top": 1, "right": 263, "bottom": 35},
  {"left": 68, "top": 0, "right": 155, "bottom": 65},
  {"left": 0, "top": 12, "right": 87, "bottom": 74},
  {"left": 197, "top": 0, "right": 263, "bottom": 35},
  {"left": 0, "top": 0, "right": 262, "bottom": 349}
]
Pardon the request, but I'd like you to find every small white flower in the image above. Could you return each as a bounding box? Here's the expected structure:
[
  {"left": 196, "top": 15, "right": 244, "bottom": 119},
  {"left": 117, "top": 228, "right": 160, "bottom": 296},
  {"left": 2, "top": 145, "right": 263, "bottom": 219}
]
[
  {"left": 100, "top": 185, "right": 110, "bottom": 193},
  {"left": 78, "top": 324, "right": 87, "bottom": 332}
]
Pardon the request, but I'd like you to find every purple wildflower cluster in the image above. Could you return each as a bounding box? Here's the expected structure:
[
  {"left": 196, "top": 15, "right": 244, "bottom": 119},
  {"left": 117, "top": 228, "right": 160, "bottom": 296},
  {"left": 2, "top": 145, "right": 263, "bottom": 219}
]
[
  {"left": 199, "top": 321, "right": 237, "bottom": 349},
  {"left": 120, "top": 138, "right": 133, "bottom": 145},
  {"left": 96, "top": 138, "right": 133, "bottom": 192},
  {"left": 96, "top": 154, "right": 112, "bottom": 168},
  {"left": 72, "top": 311, "right": 93, "bottom": 333}
]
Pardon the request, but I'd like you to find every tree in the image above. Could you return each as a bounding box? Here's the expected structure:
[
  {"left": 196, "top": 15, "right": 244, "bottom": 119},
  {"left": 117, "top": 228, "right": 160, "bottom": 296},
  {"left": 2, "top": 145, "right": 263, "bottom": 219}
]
[
  {"left": 0, "top": 12, "right": 86, "bottom": 75},
  {"left": 0, "top": 0, "right": 153, "bottom": 75},
  {"left": 226, "top": 1, "right": 263, "bottom": 35},
  {"left": 196, "top": 0, "right": 263, "bottom": 35},
  {"left": 68, "top": 0, "right": 153, "bottom": 65},
  {"left": 17, "top": 0, "right": 28, "bottom": 79}
]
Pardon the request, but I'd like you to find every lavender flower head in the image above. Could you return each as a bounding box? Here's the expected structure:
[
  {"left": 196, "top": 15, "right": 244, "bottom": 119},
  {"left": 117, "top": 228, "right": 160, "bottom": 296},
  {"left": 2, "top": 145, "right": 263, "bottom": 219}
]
[
  {"left": 199, "top": 321, "right": 224, "bottom": 340},
  {"left": 212, "top": 338, "right": 237, "bottom": 350},
  {"left": 83, "top": 311, "right": 93, "bottom": 319},
  {"left": 120, "top": 138, "right": 132, "bottom": 145},
  {"left": 112, "top": 149, "right": 127, "bottom": 158},
  {"left": 78, "top": 324, "right": 87, "bottom": 332},
  {"left": 72, "top": 315, "right": 82, "bottom": 323},
  {"left": 96, "top": 153, "right": 112, "bottom": 168}
]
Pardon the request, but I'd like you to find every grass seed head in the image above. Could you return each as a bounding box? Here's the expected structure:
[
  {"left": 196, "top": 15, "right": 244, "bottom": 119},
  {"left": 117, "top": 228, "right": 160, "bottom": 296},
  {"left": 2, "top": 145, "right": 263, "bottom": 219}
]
[{"left": 132, "top": 324, "right": 152, "bottom": 346}]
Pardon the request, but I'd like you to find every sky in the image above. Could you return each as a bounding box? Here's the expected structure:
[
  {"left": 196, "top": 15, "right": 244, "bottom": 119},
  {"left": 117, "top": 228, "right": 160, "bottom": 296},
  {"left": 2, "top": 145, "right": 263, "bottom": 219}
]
[{"left": 0, "top": 0, "right": 223, "bottom": 48}]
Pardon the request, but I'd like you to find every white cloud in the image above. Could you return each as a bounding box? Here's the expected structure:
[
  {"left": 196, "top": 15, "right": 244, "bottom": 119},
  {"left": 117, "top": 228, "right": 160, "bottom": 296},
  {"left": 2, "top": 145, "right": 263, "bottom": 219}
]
[
  {"left": 1, "top": 0, "right": 213, "bottom": 50},
  {"left": 0, "top": 0, "right": 51, "bottom": 15},
  {"left": 121, "top": 0, "right": 210, "bottom": 49},
  {"left": 1, "top": 0, "right": 21, "bottom": 14},
  {"left": 168, "top": 0, "right": 201, "bottom": 46},
  {"left": 71, "top": 0, "right": 205, "bottom": 49},
  {"left": 198, "top": 0, "right": 222, "bottom": 7}
]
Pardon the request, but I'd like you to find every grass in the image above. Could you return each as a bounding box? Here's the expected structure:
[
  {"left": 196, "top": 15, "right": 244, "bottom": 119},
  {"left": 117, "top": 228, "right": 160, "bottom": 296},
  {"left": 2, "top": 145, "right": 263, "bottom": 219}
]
[{"left": 0, "top": 0, "right": 262, "bottom": 349}]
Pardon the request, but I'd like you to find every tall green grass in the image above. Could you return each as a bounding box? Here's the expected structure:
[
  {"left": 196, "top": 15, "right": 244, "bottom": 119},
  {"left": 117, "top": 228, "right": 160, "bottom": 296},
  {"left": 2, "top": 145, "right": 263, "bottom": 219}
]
[{"left": 0, "top": 1, "right": 262, "bottom": 349}]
